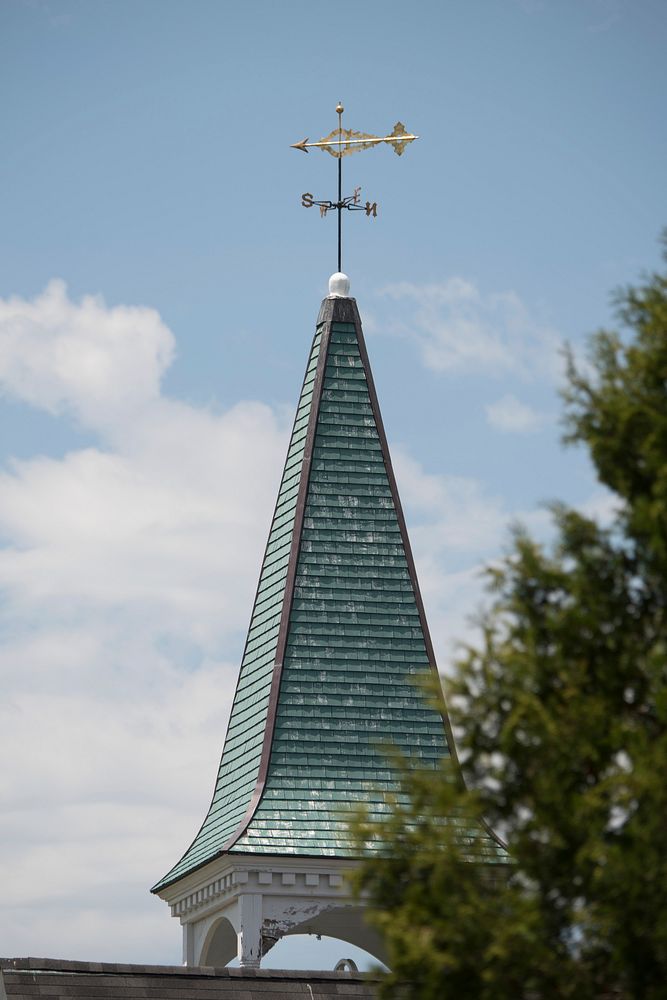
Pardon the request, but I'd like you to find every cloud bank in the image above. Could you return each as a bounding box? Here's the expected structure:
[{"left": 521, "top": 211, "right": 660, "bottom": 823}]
[
  {"left": 0, "top": 283, "right": 291, "bottom": 962},
  {"left": 378, "top": 277, "right": 563, "bottom": 381},
  {"left": 0, "top": 280, "right": 173, "bottom": 429},
  {"left": 485, "top": 392, "right": 545, "bottom": 433}
]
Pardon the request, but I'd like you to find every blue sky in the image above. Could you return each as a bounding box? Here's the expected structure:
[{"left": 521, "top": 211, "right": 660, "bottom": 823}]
[{"left": 1, "top": 0, "right": 666, "bottom": 972}]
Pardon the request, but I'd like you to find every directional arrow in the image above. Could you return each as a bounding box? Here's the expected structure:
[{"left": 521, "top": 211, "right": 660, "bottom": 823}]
[{"left": 291, "top": 121, "right": 418, "bottom": 158}]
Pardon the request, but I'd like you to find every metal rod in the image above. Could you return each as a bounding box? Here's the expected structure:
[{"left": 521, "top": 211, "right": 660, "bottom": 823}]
[
  {"left": 337, "top": 155, "right": 342, "bottom": 272},
  {"left": 337, "top": 104, "right": 343, "bottom": 272}
]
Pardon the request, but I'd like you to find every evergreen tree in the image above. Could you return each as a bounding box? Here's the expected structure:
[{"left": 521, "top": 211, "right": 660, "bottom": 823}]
[{"left": 353, "top": 243, "right": 667, "bottom": 1000}]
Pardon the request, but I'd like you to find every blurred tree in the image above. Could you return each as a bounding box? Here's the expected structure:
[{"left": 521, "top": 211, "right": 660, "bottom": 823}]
[{"left": 353, "top": 242, "right": 667, "bottom": 1000}]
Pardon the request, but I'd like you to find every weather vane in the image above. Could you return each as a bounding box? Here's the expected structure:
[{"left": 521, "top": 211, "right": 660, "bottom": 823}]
[{"left": 291, "top": 103, "right": 419, "bottom": 273}]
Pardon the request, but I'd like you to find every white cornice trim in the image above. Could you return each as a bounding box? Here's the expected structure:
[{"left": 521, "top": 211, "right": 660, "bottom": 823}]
[{"left": 157, "top": 853, "right": 361, "bottom": 923}]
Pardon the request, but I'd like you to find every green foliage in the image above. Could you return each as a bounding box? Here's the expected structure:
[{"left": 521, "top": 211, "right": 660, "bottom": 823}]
[{"left": 352, "top": 243, "right": 667, "bottom": 999}]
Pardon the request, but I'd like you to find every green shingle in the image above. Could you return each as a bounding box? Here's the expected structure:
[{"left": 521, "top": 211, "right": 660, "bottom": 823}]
[{"left": 154, "top": 299, "right": 504, "bottom": 894}]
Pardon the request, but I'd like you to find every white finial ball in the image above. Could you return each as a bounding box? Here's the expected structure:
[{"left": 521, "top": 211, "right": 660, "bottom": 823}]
[{"left": 328, "top": 272, "right": 350, "bottom": 297}]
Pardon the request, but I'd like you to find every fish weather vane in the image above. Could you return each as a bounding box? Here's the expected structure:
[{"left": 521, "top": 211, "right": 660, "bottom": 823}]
[{"left": 292, "top": 103, "right": 419, "bottom": 273}]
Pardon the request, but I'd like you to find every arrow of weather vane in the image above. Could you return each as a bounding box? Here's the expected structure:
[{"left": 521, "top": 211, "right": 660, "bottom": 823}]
[
  {"left": 292, "top": 104, "right": 419, "bottom": 273},
  {"left": 291, "top": 120, "right": 418, "bottom": 157}
]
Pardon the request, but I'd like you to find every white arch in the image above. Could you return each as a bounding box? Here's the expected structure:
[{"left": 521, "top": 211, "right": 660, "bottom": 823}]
[
  {"left": 199, "top": 914, "right": 237, "bottom": 967},
  {"left": 281, "top": 905, "right": 387, "bottom": 966}
]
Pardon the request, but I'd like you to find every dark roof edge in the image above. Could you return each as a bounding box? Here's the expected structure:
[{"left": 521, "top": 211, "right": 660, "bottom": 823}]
[
  {"left": 0, "top": 957, "right": 376, "bottom": 981},
  {"left": 349, "top": 298, "right": 464, "bottom": 778},
  {"left": 151, "top": 311, "right": 331, "bottom": 895},
  {"left": 218, "top": 299, "right": 336, "bottom": 854},
  {"left": 351, "top": 299, "right": 507, "bottom": 854}
]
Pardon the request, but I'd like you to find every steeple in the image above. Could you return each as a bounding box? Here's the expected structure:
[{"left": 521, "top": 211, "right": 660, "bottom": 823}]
[{"left": 152, "top": 276, "right": 505, "bottom": 969}]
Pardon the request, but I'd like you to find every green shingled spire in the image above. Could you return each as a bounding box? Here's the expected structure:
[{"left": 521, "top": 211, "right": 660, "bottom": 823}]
[{"left": 153, "top": 294, "right": 501, "bottom": 893}]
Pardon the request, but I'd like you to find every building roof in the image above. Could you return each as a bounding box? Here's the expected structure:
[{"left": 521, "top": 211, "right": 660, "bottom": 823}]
[
  {"left": 154, "top": 293, "right": 504, "bottom": 893},
  {"left": 0, "top": 958, "right": 377, "bottom": 999}
]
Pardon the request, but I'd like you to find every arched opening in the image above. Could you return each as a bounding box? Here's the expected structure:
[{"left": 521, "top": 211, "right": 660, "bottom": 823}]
[
  {"left": 197, "top": 902, "right": 388, "bottom": 971},
  {"left": 200, "top": 915, "right": 237, "bottom": 967},
  {"left": 288, "top": 905, "right": 387, "bottom": 965},
  {"left": 257, "top": 904, "right": 387, "bottom": 970},
  {"left": 260, "top": 933, "right": 387, "bottom": 971}
]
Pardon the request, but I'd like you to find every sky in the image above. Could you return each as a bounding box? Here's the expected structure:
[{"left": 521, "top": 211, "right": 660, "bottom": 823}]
[{"left": 1, "top": 0, "right": 666, "bottom": 973}]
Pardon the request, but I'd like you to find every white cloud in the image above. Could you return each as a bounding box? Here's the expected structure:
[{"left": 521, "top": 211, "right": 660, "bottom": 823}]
[
  {"left": 391, "top": 446, "right": 557, "bottom": 669},
  {"left": 0, "top": 282, "right": 290, "bottom": 962},
  {"left": 378, "top": 277, "right": 563, "bottom": 381},
  {"left": 0, "top": 635, "right": 238, "bottom": 961},
  {"left": 577, "top": 488, "right": 623, "bottom": 527},
  {"left": 393, "top": 447, "right": 508, "bottom": 558},
  {"left": 392, "top": 443, "right": 618, "bottom": 679},
  {"left": 485, "top": 393, "right": 545, "bottom": 433},
  {"left": 0, "top": 399, "right": 287, "bottom": 643},
  {"left": 391, "top": 448, "right": 508, "bottom": 664},
  {"left": 0, "top": 280, "right": 174, "bottom": 430}
]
